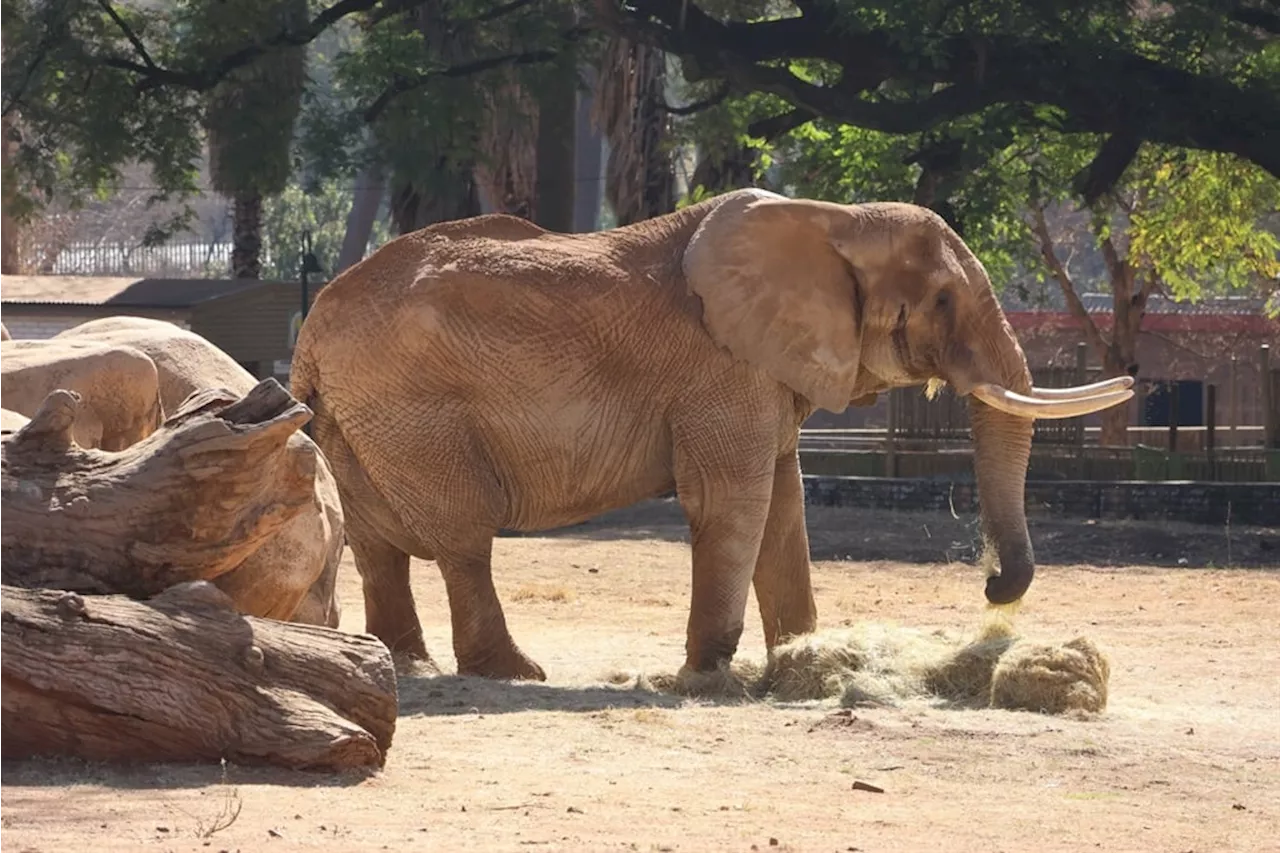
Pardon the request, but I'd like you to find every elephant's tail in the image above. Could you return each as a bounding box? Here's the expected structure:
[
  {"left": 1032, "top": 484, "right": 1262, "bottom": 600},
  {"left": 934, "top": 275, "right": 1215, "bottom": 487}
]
[{"left": 289, "top": 341, "right": 320, "bottom": 438}]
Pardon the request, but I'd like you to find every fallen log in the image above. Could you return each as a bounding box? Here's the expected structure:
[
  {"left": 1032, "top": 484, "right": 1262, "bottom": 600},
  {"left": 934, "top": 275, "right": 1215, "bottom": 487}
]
[
  {"left": 1, "top": 380, "right": 315, "bottom": 597},
  {"left": 1, "top": 582, "right": 397, "bottom": 770}
]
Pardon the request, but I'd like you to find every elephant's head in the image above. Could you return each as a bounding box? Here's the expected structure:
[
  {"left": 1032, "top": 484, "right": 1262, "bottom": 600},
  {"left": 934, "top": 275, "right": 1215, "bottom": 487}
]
[{"left": 683, "top": 189, "right": 1132, "bottom": 605}]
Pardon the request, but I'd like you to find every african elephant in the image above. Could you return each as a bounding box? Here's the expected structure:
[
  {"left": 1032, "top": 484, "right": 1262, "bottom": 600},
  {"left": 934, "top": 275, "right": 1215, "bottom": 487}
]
[
  {"left": 0, "top": 339, "right": 164, "bottom": 451},
  {"left": 56, "top": 316, "right": 345, "bottom": 628},
  {"left": 1, "top": 408, "right": 29, "bottom": 431},
  {"left": 291, "top": 188, "right": 1131, "bottom": 681}
]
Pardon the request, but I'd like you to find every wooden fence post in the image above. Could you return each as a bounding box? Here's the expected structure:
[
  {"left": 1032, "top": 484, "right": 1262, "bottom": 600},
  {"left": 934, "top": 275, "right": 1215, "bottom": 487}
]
[
  {"left": 1075, "top": 343, "right": 1088, "bottom": 450},
  {"left": 1228, "top": 356, "right": 1238, "bottom": 448},
  {"left": 1206, "top": 384, "right": 1216, "bottom": 479},
  {"left": 884, "top": 389, "right": 898, "bottom": 478},
  {"left": 1263, "top": 345, "right": 1274, "bottom": 449}
]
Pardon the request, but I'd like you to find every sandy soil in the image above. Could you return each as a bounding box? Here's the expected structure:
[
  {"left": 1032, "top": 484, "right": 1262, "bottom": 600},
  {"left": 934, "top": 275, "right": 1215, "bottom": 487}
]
[{"left": 3, "top": 502, "right": 1279, "bottom": 853}]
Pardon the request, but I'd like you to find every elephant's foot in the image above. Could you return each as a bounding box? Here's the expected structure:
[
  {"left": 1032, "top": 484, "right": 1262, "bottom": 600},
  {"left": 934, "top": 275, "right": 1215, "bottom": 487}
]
[
  {"left": 672, "top": 662, "right": 752, "bottom": 699},
  {"left": 457, "top": 641, "right": 547, "bottom": 682},
  {"left": 392, "top": 650, "right": 443, "bottom": 677}
]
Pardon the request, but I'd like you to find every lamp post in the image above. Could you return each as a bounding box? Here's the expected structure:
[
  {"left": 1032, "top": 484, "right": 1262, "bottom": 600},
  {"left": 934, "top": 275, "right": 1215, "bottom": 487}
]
[{"left": 300, "top": 229, "right": 324, "bottom": 320}]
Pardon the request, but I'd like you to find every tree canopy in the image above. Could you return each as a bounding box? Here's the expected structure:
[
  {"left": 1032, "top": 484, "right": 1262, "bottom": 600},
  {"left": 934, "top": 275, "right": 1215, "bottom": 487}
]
[{"left": 2, "top": 0, "right": 1276, "bottom": 282}]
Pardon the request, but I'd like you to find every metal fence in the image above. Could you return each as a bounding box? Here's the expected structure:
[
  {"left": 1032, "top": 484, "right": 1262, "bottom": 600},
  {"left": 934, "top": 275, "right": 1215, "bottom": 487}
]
[{"left": 44, "top": 242, "right": 233, "bottom": 277}]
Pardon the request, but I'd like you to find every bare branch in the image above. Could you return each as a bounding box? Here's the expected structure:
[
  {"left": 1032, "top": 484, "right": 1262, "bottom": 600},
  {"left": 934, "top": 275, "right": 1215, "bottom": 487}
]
[
  {"left": 84, "top": 0, "right": 383, "bottom": 95},
  {"left": 1030, "top": 206, "right": 1108, "bottom": 355},
  {"left": 1072, "top": 131, "right": 1142, "bottom": 205},
  {"left": 603, "top": 0, "right": 1280, "bottom": 183},
  {"left": 663, "top": 82, "right": 731, "bottom": 116},
  {"left": 361, "top": 28, "right": 588, "bottom": 124},
  {"left": 96, "top": 1, "right": 158, "bottom": 70},
  {"left": 745, "top": 108, "right": 815, "bottom": 141}
]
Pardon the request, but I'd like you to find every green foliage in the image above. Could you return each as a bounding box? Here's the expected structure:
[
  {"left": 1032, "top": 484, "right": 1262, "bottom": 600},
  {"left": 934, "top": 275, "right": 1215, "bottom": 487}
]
[
  {"left": 260, "top": 177, "right": 390, "bottom": 282},
  {"left": 1126, "top": 150, "right": 1280, "bottom": 299},
  {"left": 1, "top": 0, "right": 203, "bottom": 221},
  {"left": 768, "top": 114, "right": 1278, "bottom": 302},
  {"left": 189, "top": 0, "right": 309, "bottom": 198}
]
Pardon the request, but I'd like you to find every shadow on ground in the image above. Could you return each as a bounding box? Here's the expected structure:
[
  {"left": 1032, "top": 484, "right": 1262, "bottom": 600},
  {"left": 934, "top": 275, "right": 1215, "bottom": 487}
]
[
  {"left": 395, "top": 673, "right": 743, "bottom": 717},
  {"left": 0, "top": 757, "right": 376, "bottom": 790},
  {"left": 504, "top": 498, "right": 1279, "bottom": 570}
]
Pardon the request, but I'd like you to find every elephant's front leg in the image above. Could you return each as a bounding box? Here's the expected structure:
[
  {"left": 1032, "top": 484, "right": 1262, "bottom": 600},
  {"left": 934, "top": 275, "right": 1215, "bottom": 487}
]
[
  {"left": 752, "top": 452, "right": 818, "bottom": 650},
  {"left": 675, "top": 450, "right": 776, "bottom": 673}
]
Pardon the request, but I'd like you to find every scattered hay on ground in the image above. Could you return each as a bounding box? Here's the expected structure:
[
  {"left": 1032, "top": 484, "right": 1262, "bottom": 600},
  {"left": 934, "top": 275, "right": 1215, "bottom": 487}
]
[
  {"left": 605, "top": 607, "right": 1110, "bottom": 717},
  {"left": 599, "top": 601, "right": 1111, "bottom": 712},
  {"left": 989, "top": 637, "right": 1110, "bottom": 715}
]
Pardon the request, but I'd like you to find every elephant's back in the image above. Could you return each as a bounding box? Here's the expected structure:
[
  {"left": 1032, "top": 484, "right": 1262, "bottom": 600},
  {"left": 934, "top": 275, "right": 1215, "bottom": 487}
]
[{"left": 56, "top": 318, "right": 256, "bottom": 412}]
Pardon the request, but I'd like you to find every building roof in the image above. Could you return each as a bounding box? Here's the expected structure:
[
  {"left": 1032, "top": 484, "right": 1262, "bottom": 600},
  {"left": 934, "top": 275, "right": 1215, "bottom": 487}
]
[{"left": 0, "top": 275, "right": 274, "bottom": 308}]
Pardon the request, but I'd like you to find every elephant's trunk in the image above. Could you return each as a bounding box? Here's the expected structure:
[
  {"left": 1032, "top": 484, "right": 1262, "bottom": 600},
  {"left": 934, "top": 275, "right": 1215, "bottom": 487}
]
[{"left": 967, "top": 288, "right": 1037, "bottom": 605}]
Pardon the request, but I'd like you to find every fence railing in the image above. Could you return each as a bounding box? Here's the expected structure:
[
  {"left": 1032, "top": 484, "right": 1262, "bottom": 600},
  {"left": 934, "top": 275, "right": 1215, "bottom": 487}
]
[
  {"left": 806, "top": 343, "right": 1278, "bottom": 483},
  {"left": 40, "top": 242, "right": 234, "bottom": 277}
]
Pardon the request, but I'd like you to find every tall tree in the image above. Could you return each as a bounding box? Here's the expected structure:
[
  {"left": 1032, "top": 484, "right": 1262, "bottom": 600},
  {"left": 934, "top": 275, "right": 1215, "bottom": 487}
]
[
  {"left": 191, "top": 0, "right": 310, "bottom": 278},
  {"left": 593, "top": 35, "right": 674, "bottom": 225}
]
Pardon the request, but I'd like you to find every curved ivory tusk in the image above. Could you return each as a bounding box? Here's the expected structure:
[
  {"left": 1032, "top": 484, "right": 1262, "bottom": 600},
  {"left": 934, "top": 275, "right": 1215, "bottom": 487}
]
[
  {"left": 1030, "top": 376, "right": 1134, "bottom": 399},
  {"left": 971, "top": 383, "right": 1134, "bottom": 419}
]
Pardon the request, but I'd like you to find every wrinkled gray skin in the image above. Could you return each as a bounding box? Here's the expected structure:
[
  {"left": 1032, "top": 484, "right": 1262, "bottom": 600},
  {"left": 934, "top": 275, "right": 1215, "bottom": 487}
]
[{"left": 56, "top": 316, "right": 344, "bottom": 627}]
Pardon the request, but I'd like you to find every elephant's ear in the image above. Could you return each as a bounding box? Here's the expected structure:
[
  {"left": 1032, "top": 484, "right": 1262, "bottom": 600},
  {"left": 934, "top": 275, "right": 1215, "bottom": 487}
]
[{"left": 683, "top": 191, "right": 865, "bottom": 414}]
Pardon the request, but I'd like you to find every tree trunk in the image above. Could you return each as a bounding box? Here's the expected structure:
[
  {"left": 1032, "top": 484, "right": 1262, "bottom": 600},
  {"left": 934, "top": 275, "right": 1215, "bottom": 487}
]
[
  {"left": 534, "top": 59, "right": 578, "bottom": 232},
  {"left": 594, "top": 37, "right": 674, "bottom": 226},
  {"left": 1, "top": 380, "right": 315, "bottom": 600},
  {"left": 231, "top": 192, "right": 263, "bottom": 278},
  {"left": 1, "top": 113, "right": 20, "bottom": 274},
  {"left": 336, "top": 160, "right": 385, "bottom": 274},
  {"left": 1, "top": 582, "right": 396, "bottom": 771},
  {"left": 573, "top": 64, "right": 605, "bottom": 232},
  {"left": 390, "top": 172, "right": 482, "bottom": 235},
  {"left": 1098, "top": 348, "right": 1136, "bottom": 447}
]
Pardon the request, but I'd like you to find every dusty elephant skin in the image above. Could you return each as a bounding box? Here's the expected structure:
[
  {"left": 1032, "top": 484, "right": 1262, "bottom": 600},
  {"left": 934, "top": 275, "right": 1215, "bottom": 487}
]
[
  {"left": 0, "top": 338, "right": 164, "bottom": 451},
  {"left": 54, "top": 316, "right": 345, "bottom": 628},
  {"left": 291, "top": 188, "right": 1131, "bottom": 682}
]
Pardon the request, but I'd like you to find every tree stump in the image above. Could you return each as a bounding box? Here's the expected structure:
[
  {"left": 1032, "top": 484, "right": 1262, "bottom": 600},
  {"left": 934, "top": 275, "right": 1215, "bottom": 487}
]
[
  {"left": 1, "top": 380, "right": 316, "bottom": 598},
  {"left": 1, "top": 582, "right": 398, "bottom": 770}
]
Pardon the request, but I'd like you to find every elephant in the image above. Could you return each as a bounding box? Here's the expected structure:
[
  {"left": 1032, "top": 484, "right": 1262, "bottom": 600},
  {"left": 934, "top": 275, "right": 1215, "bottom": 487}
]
[
  {"left": 1, "top": 408, "right": 29, "bottom": 432},
  {"left": 54, "top": 315, "right": 345, "bottom": 627},
  {"left": 1, "top": 338, "right": 164, "bottom": 451},
  {"left": 290, "top": 188, "right": 1131, "bottom": 682}
]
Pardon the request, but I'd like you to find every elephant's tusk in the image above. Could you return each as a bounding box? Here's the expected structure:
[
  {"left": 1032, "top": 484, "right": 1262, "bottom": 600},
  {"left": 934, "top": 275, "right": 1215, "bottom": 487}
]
[
  {"left": 1029, "top": 376, "right": 1135, "bottom": 399},
  {"left": 971, "top": 383, "right": 1134, "bottom": 419}
]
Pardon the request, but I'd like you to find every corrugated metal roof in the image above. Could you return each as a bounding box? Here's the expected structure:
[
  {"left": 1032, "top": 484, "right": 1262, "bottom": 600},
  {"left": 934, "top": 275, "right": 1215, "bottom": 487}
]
[{"left": 0, "top": 275, "right": 270, "bottom": 307}]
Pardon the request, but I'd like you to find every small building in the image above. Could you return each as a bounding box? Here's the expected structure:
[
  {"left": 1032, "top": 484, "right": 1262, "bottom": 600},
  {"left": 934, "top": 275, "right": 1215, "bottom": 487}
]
[
  {"left": 0, "top": 275, "right": 315, "bottom": 381},
  {"left": 803, "top": 293, "right": 1280, "bottom": 445}
]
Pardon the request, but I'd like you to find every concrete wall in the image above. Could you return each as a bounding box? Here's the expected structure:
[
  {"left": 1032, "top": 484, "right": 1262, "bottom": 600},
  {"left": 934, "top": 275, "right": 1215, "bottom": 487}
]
[{"left": 802, "top": 476, "right": 1279, "bottom": 527}]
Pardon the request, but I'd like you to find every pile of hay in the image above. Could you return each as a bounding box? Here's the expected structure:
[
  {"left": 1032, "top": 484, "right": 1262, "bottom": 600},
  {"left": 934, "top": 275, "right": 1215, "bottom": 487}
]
[
  {"left": 622, "top": 609, "right": 1110, "bottom": 716},
  {"left": 755, "top": 611, "right": 1109, "bottom": 715}
]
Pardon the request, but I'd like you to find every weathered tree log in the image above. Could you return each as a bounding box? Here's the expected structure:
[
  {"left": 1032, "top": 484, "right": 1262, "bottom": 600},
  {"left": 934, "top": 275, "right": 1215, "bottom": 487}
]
[
  {"left": 1, "top": 582, "right": 397, "bottom": 770},
  {"left": 1, "top": 380, "right": 316, "bottom": 596}
]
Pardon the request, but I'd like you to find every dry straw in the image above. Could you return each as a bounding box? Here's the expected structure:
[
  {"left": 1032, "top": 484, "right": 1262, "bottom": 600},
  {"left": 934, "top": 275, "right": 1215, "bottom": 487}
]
[{"left": 631, "top": 605, "right": 1110, "bottom": 716}]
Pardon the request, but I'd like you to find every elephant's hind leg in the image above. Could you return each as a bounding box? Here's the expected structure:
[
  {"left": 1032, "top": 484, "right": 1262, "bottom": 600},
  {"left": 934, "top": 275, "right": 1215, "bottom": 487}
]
[{"left": 347, "top": 527, "right": 436, "bottom": 670}]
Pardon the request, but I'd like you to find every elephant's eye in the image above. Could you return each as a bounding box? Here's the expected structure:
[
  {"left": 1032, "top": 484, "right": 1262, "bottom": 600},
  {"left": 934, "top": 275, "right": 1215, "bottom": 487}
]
[{"left": 935, "top": 289, "right": 952, "bottom": 311}]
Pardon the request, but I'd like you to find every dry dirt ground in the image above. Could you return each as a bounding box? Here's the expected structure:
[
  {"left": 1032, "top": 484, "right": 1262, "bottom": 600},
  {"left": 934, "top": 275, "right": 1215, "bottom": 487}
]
[{"left": 3, "top": 501, "right": 1279, "bottom": 853}]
